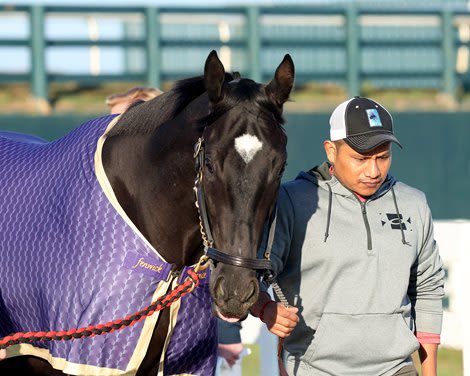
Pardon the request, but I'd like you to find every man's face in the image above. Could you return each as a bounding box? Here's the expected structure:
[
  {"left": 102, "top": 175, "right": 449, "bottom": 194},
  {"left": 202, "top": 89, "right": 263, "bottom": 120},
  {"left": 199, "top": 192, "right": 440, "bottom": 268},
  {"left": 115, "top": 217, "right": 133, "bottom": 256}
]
[{"left": 324, "top": 140, "right": 392, "bottom": 197}]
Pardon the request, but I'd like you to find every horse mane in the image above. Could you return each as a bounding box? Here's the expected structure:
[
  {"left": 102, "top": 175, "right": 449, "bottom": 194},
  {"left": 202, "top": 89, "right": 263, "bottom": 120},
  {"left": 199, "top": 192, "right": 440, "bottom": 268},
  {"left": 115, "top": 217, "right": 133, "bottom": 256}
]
[{"left": 106, "top": 75, "right": 209, "bottom": 137}]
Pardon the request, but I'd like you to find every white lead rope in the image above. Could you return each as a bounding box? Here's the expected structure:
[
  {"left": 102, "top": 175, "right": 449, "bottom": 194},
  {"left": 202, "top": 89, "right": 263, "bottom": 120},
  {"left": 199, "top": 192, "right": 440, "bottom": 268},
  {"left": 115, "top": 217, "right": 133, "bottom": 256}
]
[{"left": 263, "top": 206, "right": 290, "bottom": 307}]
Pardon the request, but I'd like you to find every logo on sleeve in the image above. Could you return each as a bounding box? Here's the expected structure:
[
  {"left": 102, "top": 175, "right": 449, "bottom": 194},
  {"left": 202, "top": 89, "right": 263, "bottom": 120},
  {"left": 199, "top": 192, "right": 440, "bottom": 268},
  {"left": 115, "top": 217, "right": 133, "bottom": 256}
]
[{"left": 380, "top": 213, "right": 412, "bottom": 231}]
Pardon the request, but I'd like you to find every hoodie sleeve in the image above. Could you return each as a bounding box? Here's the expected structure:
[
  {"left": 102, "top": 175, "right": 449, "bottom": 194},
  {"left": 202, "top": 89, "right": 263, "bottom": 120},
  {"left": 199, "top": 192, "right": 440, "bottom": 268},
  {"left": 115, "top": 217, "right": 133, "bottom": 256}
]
[
  {"left": 408, "top": 197, "right": 445, "bottom": 335},
  {"left": 258, "top": 184, "right": 295, "bottom": 289},
  {"left": 217, "top": 319, "right": 242, "bottom": 344}
]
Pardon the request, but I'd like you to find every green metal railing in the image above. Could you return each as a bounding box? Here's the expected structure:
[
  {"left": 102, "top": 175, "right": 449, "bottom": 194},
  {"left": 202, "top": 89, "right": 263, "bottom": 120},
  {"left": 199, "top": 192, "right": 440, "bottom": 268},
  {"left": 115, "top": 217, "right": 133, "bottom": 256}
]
[{"left": 1, "top": 4, "right": 469, "bottom": 102}]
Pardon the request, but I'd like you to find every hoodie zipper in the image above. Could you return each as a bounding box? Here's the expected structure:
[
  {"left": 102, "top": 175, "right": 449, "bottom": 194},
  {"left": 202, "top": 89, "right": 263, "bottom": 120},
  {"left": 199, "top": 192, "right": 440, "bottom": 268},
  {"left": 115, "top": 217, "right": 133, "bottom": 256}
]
[{"left": 359, "top": 201, "right": 373, "bottom": 251}]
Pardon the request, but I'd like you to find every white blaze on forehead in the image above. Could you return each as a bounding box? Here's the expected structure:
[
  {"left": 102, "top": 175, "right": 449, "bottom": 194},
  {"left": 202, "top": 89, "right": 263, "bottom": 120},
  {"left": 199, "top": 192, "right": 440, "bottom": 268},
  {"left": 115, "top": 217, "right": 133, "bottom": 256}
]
[{"left": 234, "top": 133, "right": 263, "bottom": 164}]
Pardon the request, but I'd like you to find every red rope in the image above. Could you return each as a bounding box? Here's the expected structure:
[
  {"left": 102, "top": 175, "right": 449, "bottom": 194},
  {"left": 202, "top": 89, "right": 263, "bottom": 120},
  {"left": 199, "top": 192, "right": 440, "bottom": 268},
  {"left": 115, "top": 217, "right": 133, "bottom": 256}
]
[{"left": 0, "top": 269, "right": 199, "bottom": 349}]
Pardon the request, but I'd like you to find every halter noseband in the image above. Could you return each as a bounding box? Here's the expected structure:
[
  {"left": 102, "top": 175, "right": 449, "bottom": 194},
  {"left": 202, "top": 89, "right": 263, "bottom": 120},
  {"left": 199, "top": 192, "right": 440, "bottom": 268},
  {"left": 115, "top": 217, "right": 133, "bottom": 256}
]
[{"left": 193, "top": 137, "right": 272, "bottom": 272}]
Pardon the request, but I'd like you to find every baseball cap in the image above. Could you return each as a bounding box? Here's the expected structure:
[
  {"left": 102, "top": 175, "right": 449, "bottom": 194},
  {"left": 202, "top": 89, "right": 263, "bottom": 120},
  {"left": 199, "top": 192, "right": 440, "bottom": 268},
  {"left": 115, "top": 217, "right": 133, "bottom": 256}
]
[{"left": 329, "top": 96, "right": 402, "bottom": 153}]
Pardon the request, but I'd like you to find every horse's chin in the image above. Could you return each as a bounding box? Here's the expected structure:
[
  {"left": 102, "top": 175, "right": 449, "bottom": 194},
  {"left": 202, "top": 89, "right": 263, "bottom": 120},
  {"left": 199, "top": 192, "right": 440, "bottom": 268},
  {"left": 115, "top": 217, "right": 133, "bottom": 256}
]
[{"left": 213, "top": 305, "right": 247, "bottom": 323}]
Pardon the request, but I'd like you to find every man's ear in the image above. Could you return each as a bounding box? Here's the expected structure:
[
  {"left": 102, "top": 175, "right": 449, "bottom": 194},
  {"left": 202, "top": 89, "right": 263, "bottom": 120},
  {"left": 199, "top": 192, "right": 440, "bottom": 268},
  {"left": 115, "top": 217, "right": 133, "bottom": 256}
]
[{"left": 323, "top": 140, "right": 337, "bottom": 165}]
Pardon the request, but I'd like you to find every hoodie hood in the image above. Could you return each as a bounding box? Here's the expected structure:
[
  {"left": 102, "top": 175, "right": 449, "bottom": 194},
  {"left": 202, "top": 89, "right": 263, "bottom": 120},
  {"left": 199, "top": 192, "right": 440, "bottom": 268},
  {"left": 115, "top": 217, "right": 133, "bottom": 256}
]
[
  {"left": 296, "top": 161, "right": 396, "bottom": 201},
  {"left": 293, "top": 162, "right": 408, "bottom": 247}
]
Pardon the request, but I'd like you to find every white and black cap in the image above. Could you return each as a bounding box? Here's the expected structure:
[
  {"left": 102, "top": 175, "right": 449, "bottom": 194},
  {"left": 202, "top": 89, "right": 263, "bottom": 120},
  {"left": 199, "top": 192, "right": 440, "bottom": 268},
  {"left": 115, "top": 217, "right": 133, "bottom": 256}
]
[{"left": 329, "top": 96, "right": 402, "bottom": 153}]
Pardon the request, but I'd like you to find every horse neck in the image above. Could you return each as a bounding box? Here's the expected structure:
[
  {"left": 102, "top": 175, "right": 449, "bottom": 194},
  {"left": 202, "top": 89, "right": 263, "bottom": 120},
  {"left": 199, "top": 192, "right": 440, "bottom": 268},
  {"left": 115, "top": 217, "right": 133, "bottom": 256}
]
[{"left": 102, "top": 115, "right": 204, "bottom": 268}]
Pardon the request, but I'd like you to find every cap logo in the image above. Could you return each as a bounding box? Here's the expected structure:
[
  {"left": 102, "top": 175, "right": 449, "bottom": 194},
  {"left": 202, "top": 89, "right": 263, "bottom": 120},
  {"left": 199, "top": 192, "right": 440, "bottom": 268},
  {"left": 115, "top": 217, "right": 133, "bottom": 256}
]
[{"left": 366, "top": 109, "right": 382, "bottom": 127}]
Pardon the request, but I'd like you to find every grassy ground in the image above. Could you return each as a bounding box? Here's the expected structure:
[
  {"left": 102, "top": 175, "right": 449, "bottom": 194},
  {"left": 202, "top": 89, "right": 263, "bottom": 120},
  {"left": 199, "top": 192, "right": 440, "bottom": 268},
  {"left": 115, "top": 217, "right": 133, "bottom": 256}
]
[
  {"left": 2, "top": 81, "right": 470, "bottom": 116},
  {"left": 241, "top": 345, "right": 463, "bottom": 376},
  {"left": 413, "top": 347, "right": 464, "bottom": 376}
]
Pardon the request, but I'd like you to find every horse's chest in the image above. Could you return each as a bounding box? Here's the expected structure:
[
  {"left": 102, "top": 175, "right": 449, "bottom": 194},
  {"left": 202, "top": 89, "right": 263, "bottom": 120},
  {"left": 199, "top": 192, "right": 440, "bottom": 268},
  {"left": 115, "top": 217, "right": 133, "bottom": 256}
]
[{"left": 164, "top": 282, "right": 218, "bottom": 375}]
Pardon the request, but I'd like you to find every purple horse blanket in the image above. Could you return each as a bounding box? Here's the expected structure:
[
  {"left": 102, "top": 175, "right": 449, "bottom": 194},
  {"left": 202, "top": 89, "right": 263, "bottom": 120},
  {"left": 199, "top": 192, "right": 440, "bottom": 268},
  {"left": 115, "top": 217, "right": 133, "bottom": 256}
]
[{"left": 0, "top": 115, "right": 217, "bottom": 375}]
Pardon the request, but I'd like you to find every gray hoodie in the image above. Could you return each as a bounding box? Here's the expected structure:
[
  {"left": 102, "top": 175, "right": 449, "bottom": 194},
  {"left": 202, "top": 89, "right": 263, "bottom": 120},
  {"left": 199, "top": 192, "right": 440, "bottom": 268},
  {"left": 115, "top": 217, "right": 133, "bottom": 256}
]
[{"left": 263, "top": 162, "right": 445, "bottom": 376}]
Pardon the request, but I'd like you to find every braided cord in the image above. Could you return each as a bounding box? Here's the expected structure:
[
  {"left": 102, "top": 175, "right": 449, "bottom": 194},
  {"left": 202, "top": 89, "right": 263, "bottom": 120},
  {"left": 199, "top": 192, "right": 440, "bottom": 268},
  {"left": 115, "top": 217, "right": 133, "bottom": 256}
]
[{"left": 0, "top": 269, "right": 199, "bottom": 350}]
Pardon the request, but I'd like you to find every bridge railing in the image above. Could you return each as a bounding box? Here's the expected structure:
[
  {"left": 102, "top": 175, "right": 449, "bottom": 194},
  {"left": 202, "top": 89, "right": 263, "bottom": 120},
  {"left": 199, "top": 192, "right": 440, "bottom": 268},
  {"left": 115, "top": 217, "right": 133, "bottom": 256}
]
[{"left": 1, "top": 4, "right": 469, "bottom": 103}]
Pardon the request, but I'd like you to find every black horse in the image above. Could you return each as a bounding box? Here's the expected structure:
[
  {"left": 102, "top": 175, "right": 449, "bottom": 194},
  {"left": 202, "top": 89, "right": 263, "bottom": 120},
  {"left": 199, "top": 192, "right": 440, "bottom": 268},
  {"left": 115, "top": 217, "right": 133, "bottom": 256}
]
[{"left": 0, "top": 50, "right": 294, "bottom": 375}]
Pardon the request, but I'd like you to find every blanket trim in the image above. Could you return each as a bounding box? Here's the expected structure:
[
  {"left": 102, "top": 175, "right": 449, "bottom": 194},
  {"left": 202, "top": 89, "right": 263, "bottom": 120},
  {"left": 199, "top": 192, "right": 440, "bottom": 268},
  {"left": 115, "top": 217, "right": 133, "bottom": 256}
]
[{"left": 95, "top": 116, "right": 165, "bottom": 261}]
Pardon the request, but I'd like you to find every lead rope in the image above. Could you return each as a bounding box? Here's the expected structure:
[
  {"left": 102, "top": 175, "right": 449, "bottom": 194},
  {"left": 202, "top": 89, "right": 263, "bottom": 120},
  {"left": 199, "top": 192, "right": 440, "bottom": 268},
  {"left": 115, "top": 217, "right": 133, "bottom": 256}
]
[
  {"left": 0, "top": 267, "right": 206, "bottom": 350},
  {"left": 263, "top": 207, "right": 290, "bottom": 376}
]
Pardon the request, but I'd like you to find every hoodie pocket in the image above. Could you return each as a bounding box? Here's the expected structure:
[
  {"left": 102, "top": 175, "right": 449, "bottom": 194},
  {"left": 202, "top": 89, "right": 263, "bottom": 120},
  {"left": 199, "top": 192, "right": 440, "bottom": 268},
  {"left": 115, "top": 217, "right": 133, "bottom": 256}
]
[{"left": 306, "top": 313, "right": 419, "bottom": 374}]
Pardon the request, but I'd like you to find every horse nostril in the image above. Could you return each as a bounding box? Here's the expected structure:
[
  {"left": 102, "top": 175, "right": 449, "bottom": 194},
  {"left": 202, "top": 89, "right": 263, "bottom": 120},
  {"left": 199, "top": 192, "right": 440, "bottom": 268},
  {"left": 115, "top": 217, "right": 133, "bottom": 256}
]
[
  {"left": 215, "top": 276, "right": 226, "bottom": 300},
  {"left": 242, "top": 279, "right": 258, "bottom": 304}
]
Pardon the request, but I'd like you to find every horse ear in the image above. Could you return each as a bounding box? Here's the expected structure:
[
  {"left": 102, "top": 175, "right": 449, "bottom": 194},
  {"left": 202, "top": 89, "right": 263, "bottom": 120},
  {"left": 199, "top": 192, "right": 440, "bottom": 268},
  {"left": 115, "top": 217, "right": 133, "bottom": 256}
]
[
  {"left": 204, "top": 50, "right": 226, "bottom": 104},
  {"left": 265, "top": 54, "right": 295, "bottom": 108}
]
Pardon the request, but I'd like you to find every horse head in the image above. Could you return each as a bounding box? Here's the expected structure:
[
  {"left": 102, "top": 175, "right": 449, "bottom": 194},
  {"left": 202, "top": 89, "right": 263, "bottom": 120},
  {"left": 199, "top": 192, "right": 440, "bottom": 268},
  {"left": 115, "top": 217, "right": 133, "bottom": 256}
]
[
  {"left": 102, "top": 50, "right": 294, "bottom": 323},
  {"left": 199, "top": 51, "right": 294, "bottom": 320}
]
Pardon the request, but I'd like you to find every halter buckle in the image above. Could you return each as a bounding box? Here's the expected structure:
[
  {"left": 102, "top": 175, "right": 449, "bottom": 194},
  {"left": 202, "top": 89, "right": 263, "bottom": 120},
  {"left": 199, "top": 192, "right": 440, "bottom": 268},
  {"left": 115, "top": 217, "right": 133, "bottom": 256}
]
[{"left": 194, "top": 255, "right": 211, "bottom": 273}]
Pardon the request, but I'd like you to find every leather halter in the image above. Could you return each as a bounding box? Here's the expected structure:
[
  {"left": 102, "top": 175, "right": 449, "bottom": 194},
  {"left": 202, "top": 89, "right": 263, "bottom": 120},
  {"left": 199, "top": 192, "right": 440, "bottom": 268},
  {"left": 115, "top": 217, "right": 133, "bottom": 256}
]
[
  {"left": 193, "top": 137, "right": 272, "bottom": 271},
  {"left": 193, "top": 139, "right": 290, "bottom": 376}
]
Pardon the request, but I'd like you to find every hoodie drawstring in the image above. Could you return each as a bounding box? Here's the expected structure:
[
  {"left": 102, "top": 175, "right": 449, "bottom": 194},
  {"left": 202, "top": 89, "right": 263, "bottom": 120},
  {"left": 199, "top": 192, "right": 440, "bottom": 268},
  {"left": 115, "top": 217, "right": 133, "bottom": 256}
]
[
  {"left": 324, "top": 183, "right": 332, "bottom": 242},
  {"left": 391, "top": 187, "right": 410, "bottom": 246}
]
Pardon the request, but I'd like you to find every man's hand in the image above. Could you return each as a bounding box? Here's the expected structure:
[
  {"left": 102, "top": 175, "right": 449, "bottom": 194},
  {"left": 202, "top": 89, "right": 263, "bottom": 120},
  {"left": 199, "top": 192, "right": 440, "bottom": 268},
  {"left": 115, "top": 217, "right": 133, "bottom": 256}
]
[
  {"left": 218, "top": 342, "right": 244, "bottom": 368},
  {"left": 250, "top": 292, "right": 299, "bottom": 338},
  {"left": 262, "top": 302, "right": 298, "bottom": 338},
  {"left": 0, "top": 349, "right": 6, "bottom": 361}
]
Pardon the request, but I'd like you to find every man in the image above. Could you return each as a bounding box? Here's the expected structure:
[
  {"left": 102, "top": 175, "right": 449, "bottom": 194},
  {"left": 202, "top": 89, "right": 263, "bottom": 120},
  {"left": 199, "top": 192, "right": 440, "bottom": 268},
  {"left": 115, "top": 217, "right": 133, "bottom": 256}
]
[{"left": 250, "top": 96, "right": 444, "bottom": 376}]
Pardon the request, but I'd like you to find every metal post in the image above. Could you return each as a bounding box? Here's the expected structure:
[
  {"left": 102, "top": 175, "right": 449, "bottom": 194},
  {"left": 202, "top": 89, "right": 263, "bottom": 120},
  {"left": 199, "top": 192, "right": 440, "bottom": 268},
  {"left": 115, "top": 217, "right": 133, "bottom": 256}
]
[
  {"left": 30, "top": 5, "right": 48, "bottom": 103},
  {"left": 346, "top": 4, "right": 360, "bottom": 97},
  {"left": 442, "top": 9, "right": 456, "bottom": 99},
  {"left": 246, "top": 6, "right": 261, "bottom": 82},
  {"left": 123, "top": 21, "right": 142, "bottom": 75},
  {"left": 145, "top": 7, "right": 160, "bottom": 89}
]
